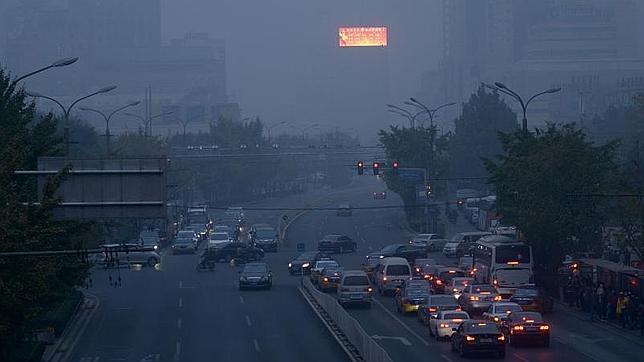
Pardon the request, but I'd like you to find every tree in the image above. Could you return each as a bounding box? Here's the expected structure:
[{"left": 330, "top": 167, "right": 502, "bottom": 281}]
[
  {"left": 450, "top": 85, "right": 517, "bottom": 188},
  {"left": 484, "top": 124, "right": 617, "bottom": 284},
  {"left": 0, "top": 68, "right": 90, "bottom": 360}
]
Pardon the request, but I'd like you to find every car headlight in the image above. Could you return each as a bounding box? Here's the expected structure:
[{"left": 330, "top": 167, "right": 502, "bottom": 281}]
[
  {"left": 153, "top": 245, "right": 159, "bottom": 250},
  {"left": 288, "top": 263, "right": 292, "bottom": 268},
  {"left": 302, "top": 263, "right": 310, "bottom": 268},
  {"left": 240, "top": 276, "right": 247, "bottom": 281}
]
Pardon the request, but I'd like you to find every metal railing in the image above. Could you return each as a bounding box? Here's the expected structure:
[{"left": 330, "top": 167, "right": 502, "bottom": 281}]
[{"left": 302, "top": 278, "right": 393, "bottom": 362}]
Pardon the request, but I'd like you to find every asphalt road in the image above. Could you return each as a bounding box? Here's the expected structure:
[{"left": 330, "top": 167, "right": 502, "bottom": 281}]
[{"left": 70, "top": 175, "right": 644, "bottom": 361}]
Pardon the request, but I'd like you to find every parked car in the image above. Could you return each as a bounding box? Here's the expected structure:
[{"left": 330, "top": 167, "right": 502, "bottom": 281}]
[
  {"left": 317, "top": 234, "right": 356, "bottom": 254},
  {"left": 451, "top": 321, "right": 506, "bottom": 358},
  {"left": 238, "top": 262, "right": 272, "bottom": 290},
  {"left": 337, "top": 271, "right": 373, "bottom": 308}
]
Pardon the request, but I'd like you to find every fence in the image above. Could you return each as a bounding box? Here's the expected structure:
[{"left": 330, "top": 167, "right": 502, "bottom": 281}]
[{"left": 302, "top": 278, "right": 393, "bottom": 362}]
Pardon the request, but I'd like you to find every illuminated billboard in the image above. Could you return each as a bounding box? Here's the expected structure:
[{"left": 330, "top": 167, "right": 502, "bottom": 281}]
[{"left": 338, "top": 27, "right": 388, "bottom": 47}]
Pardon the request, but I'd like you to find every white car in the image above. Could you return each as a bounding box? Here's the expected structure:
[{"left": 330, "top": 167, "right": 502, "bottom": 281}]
[
  {"left": 208, "top": 232, "right": 233, "bottom": 248},
  {"left": 429, "top": 310, "right": 470, "bottom": 340},
  {"left": 409, "top": 233, "right": 442, "bottom": 252},
  {"left": 482, "top": 302, "right": 523, "bottom": 324}
]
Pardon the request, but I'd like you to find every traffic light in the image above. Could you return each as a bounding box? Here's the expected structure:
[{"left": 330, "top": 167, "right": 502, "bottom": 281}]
[
  {"left": 426, "top": 183, "right": 433, "bottom": 198},
  {"left": 357, "top": 161, "right": 364, "bottom": 175},
  {"left": 372, "top": 162, "right": 380, "bottom": 175},
  {"left": 392, "top": 161, "right": 400, "bottom": 175}
]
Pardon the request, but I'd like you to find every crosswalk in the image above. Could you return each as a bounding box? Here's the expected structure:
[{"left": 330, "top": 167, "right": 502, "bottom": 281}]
[{"left": 79, "top": 354, "right": 160, "bottom": 362}]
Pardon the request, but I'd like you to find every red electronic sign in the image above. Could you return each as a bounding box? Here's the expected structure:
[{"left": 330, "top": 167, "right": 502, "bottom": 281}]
[{"left": 338, "top": 27, "right": 388, "bottom": 47}]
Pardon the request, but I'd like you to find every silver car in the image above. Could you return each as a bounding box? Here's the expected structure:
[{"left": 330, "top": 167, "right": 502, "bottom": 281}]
[
  {"left": 94, "top": 244, "right": 161, "bottom": 267},
  {"left": 337, "top": 270, "right": 373, "bottom": 307}
]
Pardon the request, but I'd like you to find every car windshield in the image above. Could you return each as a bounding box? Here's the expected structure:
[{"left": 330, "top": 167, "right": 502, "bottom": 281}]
[
  {"left": 296, "top": 253, "right": 316, "bottom": 261},
  {"left": 471, "top": 285, "right": 497, "bottom": 293},
  {"left": 497, "top": 304, "right": 522, "bottom": 313},
  {"left": 452, "top": 278, "right": 473, "bottom": 286},
  {"left": 244, "top": 264, "right": 267, "bottom": 273},
  {"left": 255, "top": 229, "right": 275, "bottom": 238},
  {"left": 317, "top": 261, "right": 337, "bottom": 269},
  {"left": 444, "top": 312, "right": 469, "bottom": 320},
  {"left": 465, "top": 323, "right": 500, "bottom": 333},
  {"left": 343, "top": 276, "right": 369, "bottom": 286},
  {"left": 429, "top": 295, "right": 458, "bottom": 305},
  {"left": 386, "top": 265, "right": 409, "bottom": 275},
  {"left": 381, "top": 244, "right": 399, "bottom": 253},
  {"left": 175, "top": 238, "right": 192, "bottom": 244},
  {"left": 406, "top": 289, "right": 428, "bottom": 298},
  {"left": 496, "top": 244, "right": 531, "bottom": 264}
]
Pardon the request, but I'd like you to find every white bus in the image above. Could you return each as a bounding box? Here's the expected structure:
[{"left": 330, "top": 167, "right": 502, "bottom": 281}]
[{"left": 472, "top": 235, "right": 533, "bottom": 298}]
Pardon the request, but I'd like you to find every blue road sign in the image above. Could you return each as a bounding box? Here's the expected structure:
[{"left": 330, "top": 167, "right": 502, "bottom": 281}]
[{"left": 398, "top": 169, "right": 425, "bottom": 182}]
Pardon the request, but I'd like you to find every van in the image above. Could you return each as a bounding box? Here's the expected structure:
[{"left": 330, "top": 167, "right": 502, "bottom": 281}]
[
  {"left": 337, "top": 270, "right": 373, "bottom": 307},
  {"left": 374, "top": 257, "right": 411, "bottom": 295},
  {"left": 443, "top": 231, "right": 491, "bottom": 257}
]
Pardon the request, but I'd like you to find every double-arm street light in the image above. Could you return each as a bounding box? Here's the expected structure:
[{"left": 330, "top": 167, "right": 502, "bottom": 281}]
[
  {"left": 27, "top": 85, "right": 117, "bottom": 154},
  {"left": 125, "top": 111, "right": 174, "bottom": 136},
  {"left": 13, "top": 57, "right": 79, "bottom": 84},
  {"left": 387, "top": 104, "right": 426, "bottom": 128},
  {"left": 405, "top": 99, "right": 456, "bottom": 129},
  {"left": 485, "top": 82, "right": 561, "bottom": 131},
  {"left": 175, "top": 113, "right": 206, "bottom": 145},
  {"left": 79, "top": 101, "right": 141, "bottom": 155}
]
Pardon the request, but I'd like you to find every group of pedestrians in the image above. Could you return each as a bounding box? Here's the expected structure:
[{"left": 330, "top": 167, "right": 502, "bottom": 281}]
[{"left": 566, "top": 275, "right": 644, "bottom": 336}]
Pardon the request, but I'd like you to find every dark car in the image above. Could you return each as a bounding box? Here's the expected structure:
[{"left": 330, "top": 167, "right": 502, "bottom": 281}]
[
  {"left": 212, "top": 242, "right": 264, "bottom": 263},
  {"left": 318, "top": 234, "right": 356, "bottom": 253},
  {"left": 362, "top": 253, "right": 383, "bottom": 282},
  {"left": 459, "top": 284, "right": 502, "bottom": 315},
  {"left": 412, "top": 258, "right": 437, "bottom": 277},
  {"left": 288, "top": 251, "right": 328, "bottom": 275},
  {"left": 509, "top": 286, "right": 554, "bottom": 314},
  {"left": 451, "top": 321, "right": 506, "bottom": 358},
  {"left": 318, "top": 266, "right": 344, "bottom": 292},
  {"left": 418, "top": 294, "right": 461, "bottom": 325},
  {"left": 431, "top": 267, "right": 466, "bottom": 294},
  {"left": 500, "top": 311, "right": 550, "bottom": 347},
  {"left": 251, "top": 226, "right": 279, "bottom": 252},
  {"left": 239, "top": 262, "right": 272, "bottom": 290},
  {"left": 376, "top": 243, "right": 427, "bottom": 262}
]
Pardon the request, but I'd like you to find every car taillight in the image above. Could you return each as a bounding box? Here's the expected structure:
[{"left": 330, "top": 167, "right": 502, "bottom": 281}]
[
  {"left": 470, "top": 296, "right": 479, "bottom": 301},
  {"left": 497, "top": 335, "right": 505, "bottom": 341},
  {"left": 435, "top": 279, "right": 443, "bottom": 285},
  {"left": 494, "top": 295, "right": 502, "bottom": 301},
  {"left": 465, "top": 335, "right": 476, "bottom": 342},
  {"left": 493, "top": 316, "right": 499, "bottom": 322},
  {"left": 439, "top": 323, "right": 449, "bottom": 328},
  {"left": 428, "top": 307, "right": 437, "bottom": 312},
  {"left": 540, "top": 325, "right": 550, "bottom": 331},
  {"left": 424, "top": 275, "right": 431, "bottom": 280},
  {"left": 513, "top": 325, "right": 524, "bottom": 331},
  {"left": 455, "top": 306, "right": 462, "bottom": 311},
  {"left": 452, "top": 319, "right": 463, "bottom": 322}
]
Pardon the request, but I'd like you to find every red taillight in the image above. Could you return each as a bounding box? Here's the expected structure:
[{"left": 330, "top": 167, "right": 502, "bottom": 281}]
[
  {"left": 497, "top": 335, "right": 505, "bottom": 342},
  {"left": 540, "top": 325, "right": 549, "bottom": 331},
  {"left": 428, "top": 307, "right": 437, "bottom": 312},
  {"left": 465, "top": 335, "right": 475, "bottom": 342},
  {"left": 435, "top": 279, "right": 443, "bottom": 285},
  {"left": 423, "top": 274, "right": 431, "bottom": 279}
]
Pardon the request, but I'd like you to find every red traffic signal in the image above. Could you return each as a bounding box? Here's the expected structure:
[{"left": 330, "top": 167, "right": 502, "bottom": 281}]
[
  {"left": 372, "top": 162, "right": 380, "bottom": 175},
  {"left": 392, "top": 161, "right": 399, "bottom": 169}
]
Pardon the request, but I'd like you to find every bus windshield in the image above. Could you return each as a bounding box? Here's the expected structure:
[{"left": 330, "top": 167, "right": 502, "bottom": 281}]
[{"left": 495, "top": 245, "right": 531, "bottom": 264}]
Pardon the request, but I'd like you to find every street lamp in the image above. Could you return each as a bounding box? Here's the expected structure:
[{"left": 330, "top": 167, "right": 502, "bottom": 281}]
[
  {"left": 487, "top": 82, "right": 561, "bottom": 131},
  {"left": 14, "top": 57, "right": 79, "bottom": 83},
  {"left": 125, "top": 111, "right": 174, "bottom": 136},
  {"left": 79, "top": 101, "right": 140, "bottom": 155},
  {"left": 175, "top": 113, "right": 205, "bottom": 145},
  {"left": 27, "top": 85, "right": 117, "bottom": 155},
  {"left": 407, "top": 99, "right": 456, "bottom": 128}
]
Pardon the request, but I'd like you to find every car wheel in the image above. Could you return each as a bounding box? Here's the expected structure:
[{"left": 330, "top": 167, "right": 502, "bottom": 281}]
[{"left": 147, "top": 257, "right": 158, "bottom": 267}]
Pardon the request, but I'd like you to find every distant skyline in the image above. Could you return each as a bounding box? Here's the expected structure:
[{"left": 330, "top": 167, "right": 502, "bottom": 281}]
[{"left": 160, "top": 0, "right": 442, "bottom": 141}]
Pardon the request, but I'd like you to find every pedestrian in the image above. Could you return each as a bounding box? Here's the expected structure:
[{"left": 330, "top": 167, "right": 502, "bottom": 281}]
[
  {"left": 596, "top": 283, "right": 606, "bottom": 321},
  {"left": 607, "top": 288, "right": 617, "bottom": 320},
  {"left": 587, "top": 285, "right": 597, "bottom": 321},
  {"left": 617, "top": 292, "right": 626, "bottom": 327}
]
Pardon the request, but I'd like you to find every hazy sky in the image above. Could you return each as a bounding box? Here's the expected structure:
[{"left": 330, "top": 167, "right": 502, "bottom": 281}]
[{"left": 161, "top": 0, "right": 442, "bottom": 141}]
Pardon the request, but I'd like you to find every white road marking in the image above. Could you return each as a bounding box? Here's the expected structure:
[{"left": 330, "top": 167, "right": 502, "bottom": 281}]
[
  {"left": 373, "top": 298, "right": 430, "bottom": 346},
  {"left": 253, "top": 339, "right": 261, "bottom": 352},
  {"left": 513, "top": 353, "right": 530, "bottom": 362},
  {"left": 246, "top": 315, "right": 252, "bottom": 327},
  {"left": 178, "top": 297, "right": 183, "bottom": 308},
  {"left": 441, "top": 354, "right": 453, "bottom": 362},
  {"left": 177, "top": 318, "right": 182, "bottom": 329},
  {"left": 179, "top": 281, "right": 182, "bottom": 288},
  {"left": 239, "top": 296, "right": 245, "bottom": 304},
  {"left": 174, "top": 340, "right": 181, "bottom": 361}
]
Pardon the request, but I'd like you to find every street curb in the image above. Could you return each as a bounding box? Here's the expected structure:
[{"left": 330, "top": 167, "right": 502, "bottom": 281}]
[
  {"left": 42, "top": 292, "right": 100, "bottom": 362},
  {"left": 552, "top": 299, "right": 644, "bottom": 345}
]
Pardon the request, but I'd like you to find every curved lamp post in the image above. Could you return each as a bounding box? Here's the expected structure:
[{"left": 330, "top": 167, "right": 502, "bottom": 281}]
[
  {"left": 488, "top": 82, "right": 561, "bottom": 131},
  {"left": 79, "top": 101, "right": 140, "bottom": 155},
  {"left": 14, "top": 57, "right": 79, "bottom": 84}
]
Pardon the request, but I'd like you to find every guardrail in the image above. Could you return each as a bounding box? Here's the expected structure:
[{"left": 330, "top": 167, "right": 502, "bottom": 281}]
[{"left": 301, "top": 278, "right": 393, "bottom": 362}]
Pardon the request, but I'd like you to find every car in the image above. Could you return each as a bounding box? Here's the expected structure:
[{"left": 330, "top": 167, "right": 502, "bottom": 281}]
[
  {"left": 409, "top": 234, "right": 442, "bottom": 252},
  {"left": 500, "top": 311, "right": 550, "bottom": 347},
  {"left": 459, "top": 284, "right": 502, "bottom": 315},
  {"left": 318, "top": 266, "right": 344, "bottom": 292},
  {"left": 449, "top": 277, "right": 475, "bottom": 299},
  {"left": 509, "top": 286, "right": 554, "bottom": 314},
  {"left": 412, "top": 258, "right": 437, "bottom": 277},
  {"left": 373, "top": 191, "right": 387, "bottom": 199},
  {"left": 238, "top": 262, "right": 272, "bottom": 290},
  {"left": 172, "top": 236, "right": 197, "bottom": 254},
  {"left": 337, "top": 270, "right": 373, "bottom": 308},
  {"left": 402, "top": 278, "right": 430, "bottom": 292},
  {"left": 442, "top": 242, "right": 460, "bottom": 258},
  {"left": 429, "top": 310, "right": 470, "bottom": 340},
  {"left": 362, "top": 253, "right": 383, "bottom": 281},
  {"left": 431, "top": 267, "right": 466, "bottom": 294},
  {"left": 251, "top": 226, "right": 279, "bottom": 252},
  {"left": 211, "top": 242, "right": 264, "bottom": 262},
  {"left": 288, "top": 251, "right": 328, "bottom": 275},
  {"left": 375, "top": 243, "right": 427, "bottom": 262},
  {"left": 225, "top": 206, "right": 245, "bottom": 223},
  {"left": 374, "top": 257, "right": 412, "bottom": 295},
  {"left": 317, "top": 234, "right": 356, "bottom": 254},
  {"left": 184, "top": 224, "right": 208, "bottom": 241},
  {"left": 139, "top": 230, "right": 160, "bottom": 250},
  {"left": 444, "top": 232, "right": 492, "bottom": 257},
  {"left": 95, "top": 243, "right": 161, "bottom": 267},
  {"left": 418, "top": 294, "right": 461, "bottom": 325},
  {"left": 176, "top": 230, "right": 198, "bottom": 243},
  {"left": 248, "top": 223, "right": 272, "bottom": 241},
  {"left": 482, "top": 302, "right": 523, "bottom": 324},
  {"left": 451, "top": 321, "right": 505, "bottom": 358},
  {"left": 208, "top": 232, "right": 233, "bottom": 249},
  {"left": 336, "top": 204, "right": 352, "bottom": 216},
  {"left": 458, "top": 256, "right": 474, "bottom": 274},
  {"left": 395, "top": 286, "right": 430, "bottom": 314},
  {"left": 310, "top": 259, "right": 339, "bottom": 284},
  {"left": 212, "top": 225, "right": 233, "bottom": 237}
]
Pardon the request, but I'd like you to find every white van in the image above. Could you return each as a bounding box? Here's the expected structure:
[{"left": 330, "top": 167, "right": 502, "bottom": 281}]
[
  {"left": 337, "top": 270, "right": 373, "bottom": 307},
  {"left": 374, "top": 257, "right": 411, "bottom": 295}
]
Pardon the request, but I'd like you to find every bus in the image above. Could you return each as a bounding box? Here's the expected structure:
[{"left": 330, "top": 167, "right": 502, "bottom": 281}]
[
  {"left": 472, "top": 235, "right": 533, "bottom": 298},
  {"left": 187, "top": 205, "right": 209, "bottom": 226}
]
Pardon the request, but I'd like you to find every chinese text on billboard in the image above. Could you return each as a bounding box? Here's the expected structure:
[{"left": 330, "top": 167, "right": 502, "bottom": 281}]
[{"left": 338, "top": 27, "right": 388, "bottom": 47}]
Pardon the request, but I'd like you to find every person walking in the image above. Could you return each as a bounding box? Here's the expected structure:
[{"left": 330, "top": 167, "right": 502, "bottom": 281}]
[
  {"left": 596, "top": 283, "right": 606, "bottom": 321},
  {"left": 607, "top": 288, "right": 618, "bottom": 320},
  {"left": 617, "top": 292, "right": 626, "bottom": 328}
]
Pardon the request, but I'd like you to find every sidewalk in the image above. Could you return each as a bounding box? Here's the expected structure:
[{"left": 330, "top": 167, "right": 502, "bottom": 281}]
[{"left": 553, "top": 299, "right": 644, "bottom": 344}]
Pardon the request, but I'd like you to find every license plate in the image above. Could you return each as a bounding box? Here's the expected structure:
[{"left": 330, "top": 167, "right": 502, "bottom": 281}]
[
  {"left": 351, "top": 295, "right": 362, "bottom": 300},
  {"left": 479, "top": 338, "right": 492, "bottom": 343},
  {"left": 526, "top": 327, "right": 538, "bottom": 332}
]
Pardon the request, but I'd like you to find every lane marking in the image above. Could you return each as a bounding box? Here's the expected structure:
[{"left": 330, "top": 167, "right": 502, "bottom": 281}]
[
  {"left": 239, "top": 296, "right": 245, "bottom": 305},
  {"left": 174, "top": 340, "right": 181, "bottom": 361},
  {"left": 513, "top": 353, "right": 530, "bottom": 362},
  {"left": 371, "top": 335, "right": 411, "bottom": 346},
  {"left": 253, "top": 339, "right": 261, "bottom": 352},
  {"left": 246, "top": 315, "right": 252, "bottom": 327},
  {"left": 179, "top": 281, "right": 182, "bottom": 288},
  {"left": 177, "top": 318, "right": 182, "bottom": 330},
  {"left": 441, "top": 354, "right": 454, "bottom": 362},
  {"left": 178, "top": 297, "right": 183, "bottom": 308},
  {"left": 373, "top": 298, "right": 430, "bottom": 346}
]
